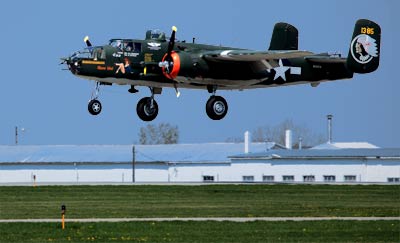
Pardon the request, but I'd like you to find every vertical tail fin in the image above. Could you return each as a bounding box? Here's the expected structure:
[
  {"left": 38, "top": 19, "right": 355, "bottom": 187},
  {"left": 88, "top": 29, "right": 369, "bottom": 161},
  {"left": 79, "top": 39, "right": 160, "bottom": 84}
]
[
  {"left": 269, "top": 22, "right": 298, "bottom": 50},
  {"left": 347, "top": 19, "right": 381, "bottom": 73}
]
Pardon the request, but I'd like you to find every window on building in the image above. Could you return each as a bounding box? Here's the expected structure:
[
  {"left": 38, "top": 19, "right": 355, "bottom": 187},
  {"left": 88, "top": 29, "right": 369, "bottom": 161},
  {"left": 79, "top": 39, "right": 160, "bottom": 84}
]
[
  {"left": 263, "top": 175, "right": 274, "bottom": 182},
  {"left": 282, "top": 175, "right": 294, "bottom": 182},
  {"left": 242, "top": 176, "right": 254, "bottom": 182},
  {"left": 303, "top": 175, "right": 315, "bottom": 182},
  {"left": 344, "top": 175, "right": 357, "bottom": 182},
  {"left": 324, "top": 175, "right": 336, "bottom": 182},
  {"left": 387, "top": 177, "right": 400, "bottom": 183},
  {"left": 203, "top": 175, "right": 214, "bottom": 182}
]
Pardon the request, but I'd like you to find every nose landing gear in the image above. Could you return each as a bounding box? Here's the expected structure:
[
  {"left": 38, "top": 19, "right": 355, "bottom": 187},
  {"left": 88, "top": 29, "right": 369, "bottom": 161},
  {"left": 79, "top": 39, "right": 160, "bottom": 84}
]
[
  {"left": 88, "top": 99, "right": 102, "bottom": 115},
  {"left": 88, "top": 82, "right": 102, "bottom": 116}
]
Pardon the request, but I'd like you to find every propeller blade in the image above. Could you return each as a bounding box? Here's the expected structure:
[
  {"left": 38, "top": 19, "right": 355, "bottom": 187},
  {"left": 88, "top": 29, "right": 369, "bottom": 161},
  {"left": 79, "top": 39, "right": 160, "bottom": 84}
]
[
  {"left": 160, "top": 26, "right": 181, "bottom": 98},
  {"left": 173, "top": 83, "right": 181, "bottom": 98},
  {"left": 167, "top": 26, "right": 177, "bottom": 55},
  {"left": 59, "top": 57, "right": 68, "bottom": 65},
  {"left": 84, "top": 36, "right": 92, "bottom": 47}
]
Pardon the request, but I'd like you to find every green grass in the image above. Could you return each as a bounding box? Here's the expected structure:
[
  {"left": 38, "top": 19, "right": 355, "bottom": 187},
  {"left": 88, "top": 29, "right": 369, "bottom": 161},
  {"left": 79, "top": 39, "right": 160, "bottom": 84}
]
[
  {"left": 0, "top": 220, "right": 398, "bottom": 243},
  {"left": 0, "top": 185, "right": 399, "bottom": 219},
  {"left": 0, "top": 185, "right": 399, "bottom": 243}
]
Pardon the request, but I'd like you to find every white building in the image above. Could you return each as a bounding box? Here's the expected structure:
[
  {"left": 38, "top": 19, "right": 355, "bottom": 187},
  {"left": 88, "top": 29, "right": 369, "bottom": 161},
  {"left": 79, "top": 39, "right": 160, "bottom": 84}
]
[
  {"left": 0, "top": 143, "right": 399, "bottom": 184},
  {"left": 230, "top": 148, "right": 400, "bottom": 183}
]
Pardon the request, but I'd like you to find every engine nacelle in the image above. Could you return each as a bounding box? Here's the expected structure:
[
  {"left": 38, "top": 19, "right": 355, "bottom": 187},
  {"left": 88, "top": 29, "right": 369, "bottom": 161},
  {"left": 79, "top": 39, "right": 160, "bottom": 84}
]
[{"left": 160, "top": 51, "right": 208, "bottom": 80}]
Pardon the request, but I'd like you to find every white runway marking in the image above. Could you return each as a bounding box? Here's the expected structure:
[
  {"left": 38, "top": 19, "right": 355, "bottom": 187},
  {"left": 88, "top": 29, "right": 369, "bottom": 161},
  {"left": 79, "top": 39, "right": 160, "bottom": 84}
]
[{"left": 0, "top": 217, "right": 399, "bottom": 223}]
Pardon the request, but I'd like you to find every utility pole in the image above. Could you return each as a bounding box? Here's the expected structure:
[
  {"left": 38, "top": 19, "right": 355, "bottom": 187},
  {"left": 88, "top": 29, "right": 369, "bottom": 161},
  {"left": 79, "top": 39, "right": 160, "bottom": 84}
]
[
  {"left": 15, "top": 126, "right": 18, "bottom": 145},
  {"left": 327, "top": 114, "right": 333, "bottom": 144},
  {"left": 132, "top": 145, "right": 135, "bottom": 183}
]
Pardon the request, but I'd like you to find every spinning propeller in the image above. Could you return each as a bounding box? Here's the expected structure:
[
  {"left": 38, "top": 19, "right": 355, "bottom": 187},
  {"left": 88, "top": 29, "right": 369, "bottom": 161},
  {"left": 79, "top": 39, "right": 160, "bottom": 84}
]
[{"left": 159, "top": 26, "right": 181, "bottom": 97}]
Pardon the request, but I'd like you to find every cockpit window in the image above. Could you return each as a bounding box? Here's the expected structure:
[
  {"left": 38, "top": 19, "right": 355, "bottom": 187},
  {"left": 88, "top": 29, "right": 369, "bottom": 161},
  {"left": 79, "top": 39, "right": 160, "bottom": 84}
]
[
  {"left": 92, "top": 47, "right": 105, "bottom": 60},
  {"left": 145, "top": 30, "right": 166, "bottom": 41},
  {"left": 151, "top": 30, "right": 162, "bottom": 39},
  {"left": 123, "top": 42, "right": 133, "bottom": 52},
  {"left": 134, "top": 42, "right": 142, "bottom": 52},
  {"left": 70, "top": 49, "right": 92, "bottom": 59},
  {"left": 109, "top": 39, "right": 142, "bottom": 52},
  {"left": 110, "top": 39, "right": 123, "bottom": 50},
  {"left": 121, "top": 41, "right": 141, "bottom": 52}
]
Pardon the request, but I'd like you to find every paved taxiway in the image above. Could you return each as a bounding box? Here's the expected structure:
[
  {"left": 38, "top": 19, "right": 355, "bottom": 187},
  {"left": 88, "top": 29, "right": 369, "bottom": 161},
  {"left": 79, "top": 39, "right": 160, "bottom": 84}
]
[{"left": 1, "top": 217, "right": 399, "bottom": 223}]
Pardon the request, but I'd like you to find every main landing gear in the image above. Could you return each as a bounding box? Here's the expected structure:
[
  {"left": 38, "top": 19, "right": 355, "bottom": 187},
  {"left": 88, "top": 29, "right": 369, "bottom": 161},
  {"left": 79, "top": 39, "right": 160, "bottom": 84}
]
[
  {"left": 86, "top": 83, "right": 228, "bottom": 121},
  {"left": 205, "top": 85, "right": 228, "bottom": 120},
  {"left": 136, "top": 88, "right": 159, "bottom": 121},
  {"left": 206, "top": 95, "right": 228, "bottom": 120}
]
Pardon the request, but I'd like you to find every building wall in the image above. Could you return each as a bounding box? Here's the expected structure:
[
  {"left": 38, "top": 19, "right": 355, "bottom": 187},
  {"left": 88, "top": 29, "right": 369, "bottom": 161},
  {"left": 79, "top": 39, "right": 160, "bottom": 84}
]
[
  {"left": 231, "top": 159, "right": 400, "bottom": 182},
  {"left": 0, "top": 165, "right": 78, "bottom": 183},
  {"left": 254, "top": 160, "right": 367, "bottom": 182},
  {"left": 0, "top": 163, "right": 168, "bottom": 183},
  {"left": 168, "top": 163, "right": 230, "bottom": 182},
  {"left": 0, "top": 159, "right": 399, "bottom": 183},
  {"left": 365, "top": 160, "right": 400, "bottom": 182},
  {"left": 136, "top": 164, "right": 168, "bottom": 182}
]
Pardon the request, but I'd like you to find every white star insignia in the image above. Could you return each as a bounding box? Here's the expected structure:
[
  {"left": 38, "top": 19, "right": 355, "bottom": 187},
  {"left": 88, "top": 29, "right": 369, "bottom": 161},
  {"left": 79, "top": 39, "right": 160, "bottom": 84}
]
[{"left": 269, "top": 59, "right": 290, "bottom": 81}]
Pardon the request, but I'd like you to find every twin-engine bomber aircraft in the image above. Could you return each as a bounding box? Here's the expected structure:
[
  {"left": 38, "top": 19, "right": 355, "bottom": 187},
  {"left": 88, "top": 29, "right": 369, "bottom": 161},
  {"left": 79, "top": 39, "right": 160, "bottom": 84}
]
[{"left": 62, "top": 19, "right": 380, "bottom": 121}]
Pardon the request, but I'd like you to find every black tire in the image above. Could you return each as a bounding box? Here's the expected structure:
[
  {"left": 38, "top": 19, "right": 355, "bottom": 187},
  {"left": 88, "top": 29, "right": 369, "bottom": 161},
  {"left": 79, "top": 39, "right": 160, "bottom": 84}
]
[
  {"left": 136, "top": 97, "right": 159, "bottom": 121},
  {"left": 88, "top": 99, "right": 102, "bottom": 115},
  {"left": 206, "top": 96, "right": 228, "bottom": 120}
]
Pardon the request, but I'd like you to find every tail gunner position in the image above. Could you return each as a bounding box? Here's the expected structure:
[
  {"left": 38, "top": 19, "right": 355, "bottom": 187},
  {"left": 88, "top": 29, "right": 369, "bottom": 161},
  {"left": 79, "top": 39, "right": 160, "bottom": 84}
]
[{"left": 61, "top": 19, "right": 380, "bottom": 121}]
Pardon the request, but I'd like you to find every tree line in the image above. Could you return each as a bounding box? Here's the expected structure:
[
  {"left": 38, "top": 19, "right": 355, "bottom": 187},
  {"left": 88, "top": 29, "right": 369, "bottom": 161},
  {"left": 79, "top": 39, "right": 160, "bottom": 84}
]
[
  {"left": 226, "top": 119, "right": 325, "bottom": 148},
  {"left": 138, "top": 119, "right": 324, "bottom": 147}
]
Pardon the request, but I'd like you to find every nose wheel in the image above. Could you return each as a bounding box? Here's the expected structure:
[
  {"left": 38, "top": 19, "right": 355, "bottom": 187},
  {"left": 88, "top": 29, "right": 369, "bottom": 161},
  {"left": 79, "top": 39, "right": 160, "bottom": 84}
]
[
  {"left": 88, "top": 82, "right": 102, "bottom": 116},
  {"left": 206, "top": 95, "right": 228, "bottom": 120},
  {"left": 88, "top": 99, "right": 102, "bottom": 115}
]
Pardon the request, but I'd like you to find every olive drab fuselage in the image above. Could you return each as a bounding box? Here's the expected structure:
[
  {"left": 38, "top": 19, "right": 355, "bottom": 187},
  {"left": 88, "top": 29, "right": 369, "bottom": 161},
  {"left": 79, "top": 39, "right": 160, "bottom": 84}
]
[{"left": 63, "top": 20, "right": 380, "bottom": 121}]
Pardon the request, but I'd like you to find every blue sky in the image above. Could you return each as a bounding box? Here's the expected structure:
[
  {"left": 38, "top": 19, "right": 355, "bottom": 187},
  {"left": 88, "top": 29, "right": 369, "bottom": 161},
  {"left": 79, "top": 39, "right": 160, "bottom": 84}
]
[{"left": 0, "top": 0, "right": 398, "bottom": 147}]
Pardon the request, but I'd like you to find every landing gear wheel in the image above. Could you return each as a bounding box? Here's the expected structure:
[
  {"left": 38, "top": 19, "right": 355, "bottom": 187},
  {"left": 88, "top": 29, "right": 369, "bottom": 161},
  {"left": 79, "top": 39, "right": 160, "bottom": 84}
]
[
  {"left": 136, "top": 97, "right": 159, "bottom": 121},
  {"left": 88, "top": 99, "right": 102, "bottom": 115},
  {"left": 206, "top": 95, "right": 228, "bottom": 120}
]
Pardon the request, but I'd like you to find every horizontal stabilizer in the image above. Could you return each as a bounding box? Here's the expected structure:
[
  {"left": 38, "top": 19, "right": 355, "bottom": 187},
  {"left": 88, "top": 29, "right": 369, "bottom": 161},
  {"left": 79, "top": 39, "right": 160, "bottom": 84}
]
[{"left": 305, "top": 54, "right": 346, "bottom": 64}]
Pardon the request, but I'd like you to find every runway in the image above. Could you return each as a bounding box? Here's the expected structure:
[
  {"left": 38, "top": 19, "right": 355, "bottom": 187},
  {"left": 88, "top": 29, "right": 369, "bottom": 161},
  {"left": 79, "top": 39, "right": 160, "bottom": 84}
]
[{"left": 1, "top": 217, "right": 399, "bottom": 223}]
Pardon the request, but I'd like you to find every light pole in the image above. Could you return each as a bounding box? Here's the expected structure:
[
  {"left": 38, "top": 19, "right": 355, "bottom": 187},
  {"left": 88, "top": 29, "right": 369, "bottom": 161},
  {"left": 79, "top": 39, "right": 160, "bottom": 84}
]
[
  {"left": 15, "top": 126, "right": 26, "bottom": 145},
  {"left": 327, "top": 115, "right": 333, "bottom": 144},
  {"left": 15, "top": 126, "right": 18, "bottom": 145},
  {"left": 132, "top": 145, "right": 135, "bottom": 183}
]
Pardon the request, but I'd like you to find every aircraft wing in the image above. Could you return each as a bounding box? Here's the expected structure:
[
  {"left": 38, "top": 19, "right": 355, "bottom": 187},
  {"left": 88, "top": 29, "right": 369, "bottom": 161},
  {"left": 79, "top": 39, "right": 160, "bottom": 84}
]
[{"left": 203, "top": 50, "right": 313, "bottom": 62}]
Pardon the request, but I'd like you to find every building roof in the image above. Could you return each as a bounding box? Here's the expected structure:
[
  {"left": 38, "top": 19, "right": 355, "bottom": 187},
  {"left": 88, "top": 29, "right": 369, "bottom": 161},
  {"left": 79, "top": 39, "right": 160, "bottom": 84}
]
[
  {"left": 265, "top": 142, "right": 287, "bottom": 150},
  {"left": 0, "top": 143, "right": 268, "bottom": 164},
  {"left": 230, "top": 148, "right": 400, "bottom": 160},
  {"left": 311, "top": 142, "right": 379, "bottom": 149}
]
